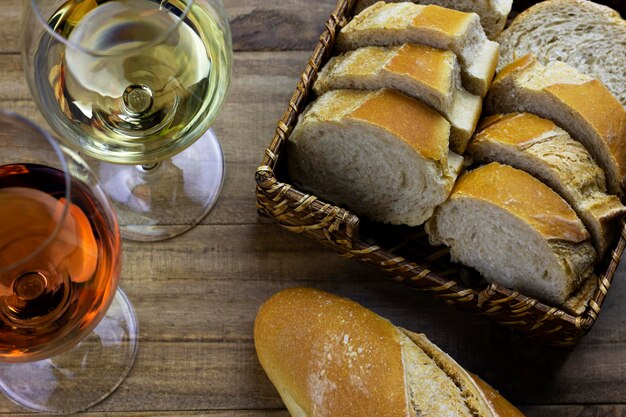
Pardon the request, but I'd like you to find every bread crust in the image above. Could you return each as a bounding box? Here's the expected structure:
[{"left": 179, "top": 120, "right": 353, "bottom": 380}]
[
  {"left": 470, "top": 113, "right": 626, "bottom": 258},
  {"left": 313, "top": 44, "right": 482, "bottom": 153},
  {"left": 453, "top": 162, "right": 590, "bottom": 243},
  {"left": 337, "top": 2, "right": 498, "bottom": 97},
  {"left": 497, "top": 0, "right": 626, "bottom": 106},
  {"left": 486, "top": 55, "right": 626, "bottom": 195},
  {"left": 254, "top": 288, "right": 522, "bottom": 417},
  {"left": 346, "top": 89, "right": 450, "bottom": 162},
  {"left": 354, "top": 0, "right": 513, "bottom": 39}
]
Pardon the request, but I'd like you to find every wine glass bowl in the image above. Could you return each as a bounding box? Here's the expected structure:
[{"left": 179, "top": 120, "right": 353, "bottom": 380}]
[
  {"left": 23, "top": 0, "right": 232, "bottom": 164},
  {"left": 0, "top": 111, "right": 136, "bottom": 413},
  {"left": 22, "top": 0, "right": 233, "bottom": 241}
]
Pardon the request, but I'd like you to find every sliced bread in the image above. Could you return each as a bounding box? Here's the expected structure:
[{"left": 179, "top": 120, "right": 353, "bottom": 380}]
[
  {"left": 469, "top": 113, "right": 626, "bottom": 258},
  {"left": 497, "top": 0, "right": 626, "bottom": 107},
  {"left": 426, "top": 162, "right": 596, "bottom": 306},
  {"left": 336, "top": 2, "right": 499, "bottom": 97},
  {"left": 354, "top": 0, "right": 513, "bottom": 40},
  {"left": 314, "top": 44, "right": 482, "bottom": 153},
  {"left": 287, "top": 89, "right": 462, "bottom": 227},
  {"left": 485, "top": 55, "right": 626, "bottom": 195}
]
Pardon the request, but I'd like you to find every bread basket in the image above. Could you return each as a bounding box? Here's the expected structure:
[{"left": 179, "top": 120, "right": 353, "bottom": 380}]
[{"left": 255, "top": 0, "right": 626, "bottom": 346}]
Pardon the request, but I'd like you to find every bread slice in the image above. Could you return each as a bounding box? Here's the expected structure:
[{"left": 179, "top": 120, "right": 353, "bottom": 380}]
[
  {"left": 254, "top": 288, "right": 525, "bottom": 417},
  {"left": 314, "top": 44, "right": 482, "bottom": 153},
  {"left": 497, "top": 0, "right": 626, "bottom": 107},
  {"left": 426, "top": 162, "right": 596, "bottom": 306},
  {"left": 485, "top": 55, "right": 626, "bottom": 195},
  {"left": 470, "top": 113, "right": 626, "bottom": 258},
  {"left": 354, "top": 0, "right": 513, "bottom": 40},
  {"left": 287, "top": 89, "right": 462, "bottom": 227},
  {"left": 336, "top": 2, "right": 499, "bottom": 97}
]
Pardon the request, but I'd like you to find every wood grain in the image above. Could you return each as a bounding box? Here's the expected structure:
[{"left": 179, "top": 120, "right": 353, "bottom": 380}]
[
  {"left": 0, "top": 0, "right": 625, "bottom": 416},
  {"left": 0, "top": 0, "right": 339, "bottom": 54}
]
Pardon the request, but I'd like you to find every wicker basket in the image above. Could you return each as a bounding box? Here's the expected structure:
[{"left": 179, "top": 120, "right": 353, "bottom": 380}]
[{"left": 255, "top": 0, "right": 626, "bottom": 346}]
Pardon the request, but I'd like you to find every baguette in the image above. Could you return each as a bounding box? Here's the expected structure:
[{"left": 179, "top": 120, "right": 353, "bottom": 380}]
[
  {"left": 254, "top": 288, "right": 524, "bottom": 417},
  {"left": 336, "top": 2, "right": 499, "bottom": 97},
  {"left": 497, "top": 0, "right": 626, "bottom": 107},
  {"left": 314, "top": 44, "right": 482, "bottom": 153},
  {"left": 426, "top": 162, "right": 596, "bottom": 306},
  {"left": 469, "top": 113, "right": 626, "bottom": 258},
  {"left": 354, "top": 0, "right": 513, "bottom": 40},
  {"left": 485, "top": 55, "right": 626, "bottom": 195},
  {"left": 287, "top": 89, "right": 462, "bottom": 227}
]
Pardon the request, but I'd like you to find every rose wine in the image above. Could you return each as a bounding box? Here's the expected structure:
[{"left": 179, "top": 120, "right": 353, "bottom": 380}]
[
  {"left": 31, "top": 0, "right": 232, "bottom": 164},
  {"left": 0, "top": 163, "right": 121, "bottom": 362}
]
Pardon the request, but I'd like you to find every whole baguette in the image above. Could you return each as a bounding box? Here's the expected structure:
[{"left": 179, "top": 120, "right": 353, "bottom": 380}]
[
  {"left": 485, "top": 55, "right": 626, "bottom": 195},
  {"left": 254, "top": 288, "right": 524, "bottom": 417}
]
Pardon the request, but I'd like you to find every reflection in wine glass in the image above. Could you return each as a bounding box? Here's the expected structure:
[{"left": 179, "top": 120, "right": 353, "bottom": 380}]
[
  {"left": 22, "top": 0, "right": 233, "bottom": 241},
  {"left": 0, "top": 111, "right": 137, "bottom": 414}
]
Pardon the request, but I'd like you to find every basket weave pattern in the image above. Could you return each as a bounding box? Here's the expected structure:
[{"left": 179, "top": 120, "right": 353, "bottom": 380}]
[{"left": 255, "top": 0, "right": 626, "bottom": 346}]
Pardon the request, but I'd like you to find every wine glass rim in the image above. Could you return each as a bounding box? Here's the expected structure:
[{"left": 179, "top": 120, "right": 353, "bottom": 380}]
[
  {"left": 0, "top": 110, "right": 72, "bottom": 274},
  {"left": 30, "top": 0, "right": 195, "bottom": 58}
]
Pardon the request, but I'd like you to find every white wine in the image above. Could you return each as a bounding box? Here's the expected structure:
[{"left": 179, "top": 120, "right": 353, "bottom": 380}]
[{"left": 33, "top": 0, "right": 232, "bottom": 164}]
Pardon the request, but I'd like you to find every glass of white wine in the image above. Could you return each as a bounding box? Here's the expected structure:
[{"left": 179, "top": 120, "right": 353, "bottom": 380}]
[
  {"left": 0, "top": 111, "right": 137, "bottom": 414},
  {"left": 22, "top": 0, "right": 233, "bottom": 241}
]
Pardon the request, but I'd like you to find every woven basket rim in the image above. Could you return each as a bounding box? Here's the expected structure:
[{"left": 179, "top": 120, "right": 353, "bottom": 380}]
[{"left": 255, "top": 0, "right": 626, "bottom": 345}]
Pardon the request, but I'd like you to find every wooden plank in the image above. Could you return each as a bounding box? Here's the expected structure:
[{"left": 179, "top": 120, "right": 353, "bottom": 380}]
[
  {"left": 228, "top": 0, "right": 338, "bottom": 51},
  {"left": 0, "top": 0, "right": 339, "bottom": 54},
  {"left": 0, "top": 51, "right": 311, "bottom": 226},
  {"left": 519, "top": 405, "right": 626, "bottom": 416},
  {"left": 0, "top": 224, "right": 623, "bottom": 413}
]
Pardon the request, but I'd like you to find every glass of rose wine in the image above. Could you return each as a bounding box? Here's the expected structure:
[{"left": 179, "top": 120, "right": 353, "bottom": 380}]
[
  {"left": 22, "top": 0, "right": 233, "bottom": 241},
  {"left": 0, "top": 111, "right": 137, "bottom": 414}
]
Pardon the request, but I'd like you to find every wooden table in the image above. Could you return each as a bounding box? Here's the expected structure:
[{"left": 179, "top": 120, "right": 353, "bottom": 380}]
[{"left": 1, "top": 1, "right": 625, "bottom": 416}]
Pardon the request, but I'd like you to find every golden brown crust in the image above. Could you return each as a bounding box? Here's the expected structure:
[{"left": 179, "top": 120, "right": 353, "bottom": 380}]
[
  {"left": 469, "top": 374, "right": 526, "bottom": 417},
  {"left": 384, "top": 43, "right": 454, "bottom": 95},
  {"left": 491, "top": 55, "right": 626, "bottom": 193},
  {"left": 452, "top": 163, "right": 590, "bottom": 243},
  {"left": 411, "top": 5, "right": 473, "bottom": 36},
  {"left": 474, "top": 113, "right": 558, "bottom": 146},
  {"left": 254, "top": 288, "right": 411, "bottom": 417},
  {"left": 493, "top": 53, "right": 535, "bottom": 83},
  {"left": 347, "top": 90, "right": 450, "bottom": 162},
  {"left": 545, "top": 80, "right": 626, "bottom": 189},
  {"left": 255, "top": 289, "right": 524, "bottom": 417}
]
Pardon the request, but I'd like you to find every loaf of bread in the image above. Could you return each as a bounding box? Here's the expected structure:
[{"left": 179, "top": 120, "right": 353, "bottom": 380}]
[
  {"left": 254, "top": 288, "right": 524, "bottom": 417},
  {"left": 485, "top": 54, "right": 626, "bottom": 195},
  {"left": 314, "top": 44, "right": 482, "bottom": 153},
  {"left": 469, "top": 113, "right": 626, "bottom": 258},
  {"left": 354, "top": 0, "right": 513, "bottom": 40},
  {"left": 287, "top": 89, "right": 462, "bottom": 226},
  {"left": 426, "top": 162, "right": 596, "bottom": 306},
  {"left": 336, "top": 2, "right": 499, "bottom": 97},
  {"left": 497, "top": 0, "right": 626, "bottom": 107}
]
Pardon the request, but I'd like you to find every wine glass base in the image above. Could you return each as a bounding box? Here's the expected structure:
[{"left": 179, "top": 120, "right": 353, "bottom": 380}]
[
  {"left": 0, "top": 289, "right": 137, "bottom": 414},
  {"left": 94, "top": 129, "right": 225, "bottom": 242}
]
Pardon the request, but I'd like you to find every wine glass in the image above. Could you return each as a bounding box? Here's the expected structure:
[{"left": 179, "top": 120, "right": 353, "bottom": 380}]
[
  {"left": 0, "top": 111, "right": 137, "bottom": 414},
  {"left": 22, "top": 0, "right": 233, "bottom": 241}
]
